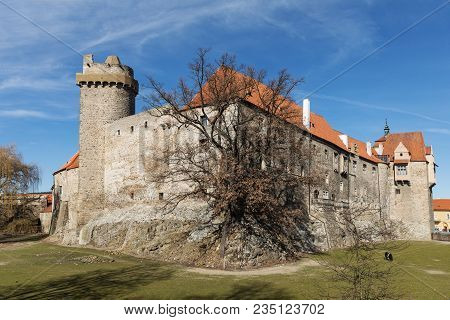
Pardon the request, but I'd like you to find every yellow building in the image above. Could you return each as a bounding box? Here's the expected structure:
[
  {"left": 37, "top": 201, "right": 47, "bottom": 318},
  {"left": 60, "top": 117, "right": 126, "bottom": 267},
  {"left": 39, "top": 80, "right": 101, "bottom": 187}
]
[{"left": 433, "top": 199, "right": 450, "bottom": 232}]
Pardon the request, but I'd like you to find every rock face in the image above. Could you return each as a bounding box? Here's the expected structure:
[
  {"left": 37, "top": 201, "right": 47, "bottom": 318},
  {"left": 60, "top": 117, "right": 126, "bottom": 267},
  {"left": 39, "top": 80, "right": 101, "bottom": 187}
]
[{"left": 52, "top": 201, "right": 312, "bottom": 269}]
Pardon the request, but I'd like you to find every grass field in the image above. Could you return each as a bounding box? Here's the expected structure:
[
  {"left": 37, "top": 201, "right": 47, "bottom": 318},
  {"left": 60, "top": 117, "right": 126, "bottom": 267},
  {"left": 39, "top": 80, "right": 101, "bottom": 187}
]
[{"left": 0, "top": 240, "right": 448, "bottom": 299}]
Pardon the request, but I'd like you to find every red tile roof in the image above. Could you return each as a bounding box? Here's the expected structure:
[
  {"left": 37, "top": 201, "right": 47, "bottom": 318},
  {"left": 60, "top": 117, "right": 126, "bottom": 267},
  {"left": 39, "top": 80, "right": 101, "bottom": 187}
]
[
  {"left": 433, "top": 199, "right": 450, "bottom": 211},
  {"left": 425, "top": 146, "right": 432, "bottom": 155},
  {"left": 191, "top": 68, "right": 381, "bottom": 163},
  {"left": 54, "top": 151, "right": 79, "bottom": 175},
  {"left": 375, "top": 132, "right": 427, "bottom": 162}
]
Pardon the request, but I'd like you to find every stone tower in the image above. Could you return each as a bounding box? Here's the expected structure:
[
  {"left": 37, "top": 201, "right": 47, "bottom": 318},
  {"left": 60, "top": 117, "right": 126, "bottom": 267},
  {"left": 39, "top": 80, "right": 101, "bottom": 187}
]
[{"left": 76, "top": 54, "right": 138, "bottom": 226}]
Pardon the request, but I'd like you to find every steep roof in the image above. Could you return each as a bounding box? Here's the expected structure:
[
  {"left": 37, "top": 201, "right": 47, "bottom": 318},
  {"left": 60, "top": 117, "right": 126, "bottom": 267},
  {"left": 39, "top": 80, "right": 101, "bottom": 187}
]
[
  {"left": 54, "top": 151, "right": 79, "bottom": 175},
  {"left": 433, "top": 199, "right": 450, "bottom": 212},
  {"left": 375, "top": 132, "right": 427, "bottom": 162},
  {"left": 191, "top": 68, "right": 381, "bottom": 163}
]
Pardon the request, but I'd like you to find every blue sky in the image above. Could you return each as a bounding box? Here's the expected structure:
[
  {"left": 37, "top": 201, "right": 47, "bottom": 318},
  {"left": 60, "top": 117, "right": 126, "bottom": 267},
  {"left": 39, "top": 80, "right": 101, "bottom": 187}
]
[{"left": 0, "top": 0, "right": 449, "bottom": 197}]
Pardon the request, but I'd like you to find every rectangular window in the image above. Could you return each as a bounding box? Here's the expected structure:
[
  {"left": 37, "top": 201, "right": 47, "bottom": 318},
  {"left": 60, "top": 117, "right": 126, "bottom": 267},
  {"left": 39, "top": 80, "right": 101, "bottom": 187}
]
[
  {"left": 340, "top": 181, "right": 344, "bottom": 192},
  {"left": 353, "top": 160, "right": 357, "bottom": 169},
  {"left": 117, "top": 130, "right": 121, "bottom": 136},
  {"left": 158, "top": 192, "right": 164, "bottom": 200},
  {"left": 396, "top": 189, "right": 401, "bottom": 195},
  {"left": 372, "top": 167, "right": 376, "bottom": 176},
  {"left": 333, "top": 152, "right": 338, "bottom": 164},
  {"left": 397, "top": 165, "right": 408, "bottom": 176},
  {"left": 130, "top": 126, "right": 134, "bottom": 133},
  {"left": 144, "top": 121, "right": 148, "bottom": 128},
  {"left": 200, "top": 115, "right": 208, "bottom": 126},
  {"left": 324, "top": 149, "right": 328, "bottom": 160},
  {"left": 363, "top": 164, "right": 367, "bottom": 172}
]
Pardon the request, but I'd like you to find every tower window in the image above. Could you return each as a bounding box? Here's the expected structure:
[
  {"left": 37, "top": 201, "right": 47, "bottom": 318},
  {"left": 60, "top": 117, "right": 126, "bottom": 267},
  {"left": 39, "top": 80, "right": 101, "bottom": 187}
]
[
  {"left": 144, "top": 121, "right": 148, "bottom": 128},
  {"left": 395, "top": 189, "right": 401, "bottom": 195},
  {"left": 340, "top": 181, "right": 344, "bottom": 192},
  {"left": 372, "top": 167, "right": 376, "bottom": 175},
  {"left": 363, "top": 164, "right": 367, "bottom": 172},
  {"left": 324, "top": 149, "right": 329, "bottom": 160},
  {"left": 323, "top": 191, "right": 329, "bottom": 199},
  {"left": 353, "top": 160, "right": 357, "bottom": 169},
  {"left": 130, "top": 192, "right": 134, "bottom": 200},
  {"left": 117, "top": 130, "right": 121, "bottom": 136},
  {"left": 130, "top": 126, "right": 134, "bottom": 133},
  {"left": 158, "top": 192, "right": 164, "bottom": 200}
]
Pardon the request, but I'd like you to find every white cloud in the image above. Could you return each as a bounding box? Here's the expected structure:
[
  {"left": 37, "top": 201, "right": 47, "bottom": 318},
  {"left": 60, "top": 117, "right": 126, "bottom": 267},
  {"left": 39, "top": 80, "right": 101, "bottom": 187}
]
[
  {"left": 0, "top": 108, "right": 76, "bottom": 120},
  {"left": 312, "top": 93, "right": 450, "bottom": 126},
  {"left": 424, "top": 128, "right": 450, "bottom": 135}
]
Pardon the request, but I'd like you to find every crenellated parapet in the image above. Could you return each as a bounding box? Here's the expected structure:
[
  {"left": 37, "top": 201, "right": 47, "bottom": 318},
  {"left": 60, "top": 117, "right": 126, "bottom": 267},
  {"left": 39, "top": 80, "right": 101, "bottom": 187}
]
[{"left": 76, "top": 54, "right": 139, "bottom": 94}]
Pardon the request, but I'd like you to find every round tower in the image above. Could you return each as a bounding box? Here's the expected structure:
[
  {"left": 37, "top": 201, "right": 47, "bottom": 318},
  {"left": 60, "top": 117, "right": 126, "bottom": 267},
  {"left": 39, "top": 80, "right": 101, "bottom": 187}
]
[{"left": 76, "top": 54, "right": 138, "bottom": 226}]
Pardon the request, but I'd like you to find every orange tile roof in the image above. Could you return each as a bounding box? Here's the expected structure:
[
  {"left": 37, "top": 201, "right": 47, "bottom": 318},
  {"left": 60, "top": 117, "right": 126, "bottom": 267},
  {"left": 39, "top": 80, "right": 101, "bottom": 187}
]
[
  {"left": 375, "top": 132, "right": 427, "bottom": 162},
  {"left": 54, "top": 151, "right": 79, "bottom": 175},
  {"left": 433, "top": 199, "right": 450, "bottom": 211},
  {"left": 191, "top": 68, "right": 381, "bottom": 163},
  {"left": 425, "top": 146, "right": 432, "bottom": 155}
]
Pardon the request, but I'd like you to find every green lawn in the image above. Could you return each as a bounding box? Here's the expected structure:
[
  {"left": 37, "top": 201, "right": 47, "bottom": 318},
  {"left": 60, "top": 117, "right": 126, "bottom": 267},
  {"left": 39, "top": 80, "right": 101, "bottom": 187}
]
[{"left": 0, "top": 240, "right": 448, "bottom": 299}]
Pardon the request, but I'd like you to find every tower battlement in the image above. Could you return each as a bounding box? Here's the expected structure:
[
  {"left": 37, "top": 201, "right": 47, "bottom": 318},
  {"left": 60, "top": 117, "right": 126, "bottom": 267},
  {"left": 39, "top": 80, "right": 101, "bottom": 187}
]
[{"left": 76, "top": 54, "right": 138, "bottom": 94}]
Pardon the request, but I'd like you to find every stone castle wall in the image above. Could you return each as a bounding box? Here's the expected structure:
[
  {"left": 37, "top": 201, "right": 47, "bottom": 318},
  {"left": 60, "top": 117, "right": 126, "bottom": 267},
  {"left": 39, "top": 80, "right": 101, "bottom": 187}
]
[{"left": 51, "top": 54, "right": 434, "bottom": 256}]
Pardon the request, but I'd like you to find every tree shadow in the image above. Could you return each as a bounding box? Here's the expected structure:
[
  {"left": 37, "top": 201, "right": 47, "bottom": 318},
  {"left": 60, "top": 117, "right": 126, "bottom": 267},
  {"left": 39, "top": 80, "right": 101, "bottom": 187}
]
[
  {"left": 0, "top": 263, "right": 175, "bottom": 300},
  {"left": 185, "top": 280, "right": 293, "bottom": 300}
]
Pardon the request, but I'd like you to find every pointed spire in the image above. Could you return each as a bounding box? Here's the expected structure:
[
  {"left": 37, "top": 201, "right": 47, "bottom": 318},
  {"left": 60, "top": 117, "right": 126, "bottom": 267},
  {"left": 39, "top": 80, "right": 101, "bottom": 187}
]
[{"left": 384, "top": 119, "right": 390, "bottom": 136}]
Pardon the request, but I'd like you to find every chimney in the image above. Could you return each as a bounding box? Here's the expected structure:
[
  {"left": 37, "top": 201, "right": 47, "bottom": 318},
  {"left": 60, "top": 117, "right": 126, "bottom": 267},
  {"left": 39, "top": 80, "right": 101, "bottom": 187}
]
[
  {"left": 366, "top": 142, "right": 372, "bottom": 156},
  {"left": 339, "top": 134, "right": 349, "bottom": 149},
  {"left": 302, "top": 98, "right": 310, "bottom": 129}
]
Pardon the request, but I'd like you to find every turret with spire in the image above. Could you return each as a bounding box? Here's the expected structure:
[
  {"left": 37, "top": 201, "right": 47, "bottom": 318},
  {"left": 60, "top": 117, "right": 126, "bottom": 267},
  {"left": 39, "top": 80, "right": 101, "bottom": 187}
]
[{"left": 384, "top": 119, "right": 390, "bottom": 136}]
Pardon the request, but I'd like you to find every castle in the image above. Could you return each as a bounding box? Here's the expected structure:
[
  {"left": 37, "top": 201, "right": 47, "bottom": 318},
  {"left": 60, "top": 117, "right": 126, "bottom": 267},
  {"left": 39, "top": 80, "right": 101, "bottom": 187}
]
[{"left": 50, "top": 54, "right": 437, "bottom": 254}]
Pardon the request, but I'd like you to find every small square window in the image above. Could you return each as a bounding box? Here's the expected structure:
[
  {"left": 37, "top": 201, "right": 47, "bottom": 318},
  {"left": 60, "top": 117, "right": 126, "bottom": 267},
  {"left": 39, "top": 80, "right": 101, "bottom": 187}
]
[
  {"left": 200, "top": 115, "right": 208, "bottom": 126},
  {"left": 395, "top": 189, "right": 401, "bottom": 195},
  {"left": 158, "top": 192, "right": 164, "bottom": 200}
]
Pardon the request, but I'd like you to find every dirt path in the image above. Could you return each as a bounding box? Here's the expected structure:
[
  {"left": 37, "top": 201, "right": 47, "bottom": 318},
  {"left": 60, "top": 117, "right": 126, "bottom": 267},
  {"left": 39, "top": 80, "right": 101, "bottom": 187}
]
[{"left": 186, "top": 259, "right": 320, "bottom": 276}]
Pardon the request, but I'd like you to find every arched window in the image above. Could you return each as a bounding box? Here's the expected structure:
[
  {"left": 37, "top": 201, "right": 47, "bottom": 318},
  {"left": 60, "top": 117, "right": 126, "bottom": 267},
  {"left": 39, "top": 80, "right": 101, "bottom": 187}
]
[{"left": 313, "top": 190, "right": 319, "bottom": 199}]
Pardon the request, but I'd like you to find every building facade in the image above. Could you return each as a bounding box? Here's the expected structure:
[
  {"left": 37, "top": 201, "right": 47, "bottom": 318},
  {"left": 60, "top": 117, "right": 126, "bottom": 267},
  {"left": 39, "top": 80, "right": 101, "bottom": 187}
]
[
  {"left": 432, "top": 199, "right": 450, "bottom": 232},
  {"left": 50, "top": 54, "right": 437, "bottom": 249}
]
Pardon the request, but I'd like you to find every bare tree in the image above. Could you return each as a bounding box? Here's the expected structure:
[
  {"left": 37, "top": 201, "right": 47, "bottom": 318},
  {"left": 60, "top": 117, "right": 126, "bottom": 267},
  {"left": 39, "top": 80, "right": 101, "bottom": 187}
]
[
  {"left": 0, "top": 145, "right": 40, "bottom": 232},
  {"left": 314, "top": 203, "right": 407, "bottom": 299},
  {"left": 145, "top": 49, "right": 322, "bottom": 267}
]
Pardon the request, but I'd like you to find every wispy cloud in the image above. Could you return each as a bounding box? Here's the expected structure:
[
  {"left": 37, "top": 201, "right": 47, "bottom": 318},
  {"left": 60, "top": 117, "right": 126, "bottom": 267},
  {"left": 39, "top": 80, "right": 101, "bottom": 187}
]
[
  {"left": 0, "top": 109, "right": 76, "bottom": 120},
  {"left": 312, "top": 93, "right": 450, "bottom": 125},
  {"left": 424, "top": 128, "right": 450, "bottom": 135}
]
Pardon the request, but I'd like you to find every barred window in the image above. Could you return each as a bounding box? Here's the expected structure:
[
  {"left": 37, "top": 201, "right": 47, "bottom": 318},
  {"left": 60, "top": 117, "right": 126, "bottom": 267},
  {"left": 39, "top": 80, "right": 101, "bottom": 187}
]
[{"left": 397, "top": 165, "right": 408, "bottom": 176}]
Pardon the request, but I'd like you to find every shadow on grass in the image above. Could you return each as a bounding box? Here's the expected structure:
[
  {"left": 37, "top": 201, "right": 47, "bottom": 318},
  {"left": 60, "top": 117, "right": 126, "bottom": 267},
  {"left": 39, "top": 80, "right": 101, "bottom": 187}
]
[
  {"left": 185, "top": 281, "right": 293, "bottom": 300},
  {"left": 0, "top": 233, "right": 48, "bottom": 244},
  {"left": 0, "top": 263, "right": 175, "bottom": 300}
]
